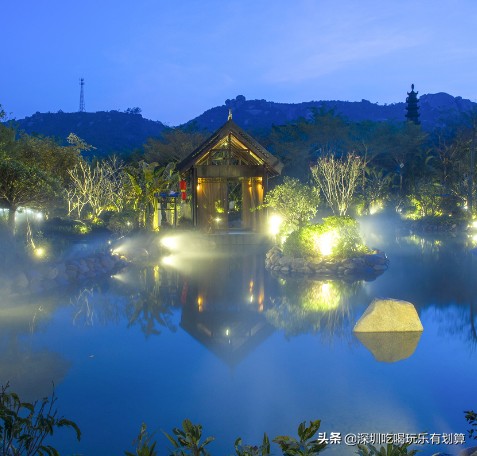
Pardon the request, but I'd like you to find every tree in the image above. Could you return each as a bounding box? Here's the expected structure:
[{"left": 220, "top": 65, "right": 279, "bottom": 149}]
[
  {"left": 143, "top": 126, "right": 207, "bottom": 166},
  {"left": 267, "top": 109, "right": 350, "bottom": 180},
  {"left": 67, "top": 156, "right": 126, "bottom": 220},
  {"left": 310, "top": 153, "right": 364, "bottom": 216},
  {"left": 262, "top": 177, "right": 320, "bottom": 235},
  {"left": 125, "top": 161, "right": 178, "bottom": 230},
  {"left": 0, "top": 159, "right": 60, "bottom": 229}
]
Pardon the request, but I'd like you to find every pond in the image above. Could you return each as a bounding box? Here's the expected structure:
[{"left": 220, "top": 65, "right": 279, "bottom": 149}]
[{"left": 1, "top": 218, "right": 477, "bottom": 456}]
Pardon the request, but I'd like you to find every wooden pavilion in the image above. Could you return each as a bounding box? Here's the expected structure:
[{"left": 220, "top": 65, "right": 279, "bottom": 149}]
[{"left": 177, "top": 113, "right": 283, "bottom": 231}]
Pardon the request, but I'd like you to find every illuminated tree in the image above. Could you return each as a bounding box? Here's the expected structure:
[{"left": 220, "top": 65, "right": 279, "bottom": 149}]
[
  {"left": 125, "top": 161, "right": 177, "bottom": 230},
  {"left": 310, "top": 153, "right": 364, "bottom": 216},
  {"left": 263, "top": 177, "right": 320, "bottom": 235},
  {"left": 67, "top": 156, "right": 126, "bottom": 220}
]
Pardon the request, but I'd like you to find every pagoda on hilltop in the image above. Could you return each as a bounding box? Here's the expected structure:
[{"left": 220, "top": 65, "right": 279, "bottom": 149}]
[{"left": 405, "top": 84, "right": 420, "bottom": 125}]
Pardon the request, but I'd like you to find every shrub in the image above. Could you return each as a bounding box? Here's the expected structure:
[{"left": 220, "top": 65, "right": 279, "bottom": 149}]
[
  {"left": 283, "top": 216, "right": 369, "bottom": 259},
  {"left": 107, "top": 210, "right": 137, "bottom": 235},
  {"left": 0, "top": 383, "right": 81, "bottom": 456}
]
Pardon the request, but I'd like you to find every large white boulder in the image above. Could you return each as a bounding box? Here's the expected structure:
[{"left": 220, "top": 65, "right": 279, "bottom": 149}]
[{"left": 353, "top": 298, "right": 423, "bottom": 333}]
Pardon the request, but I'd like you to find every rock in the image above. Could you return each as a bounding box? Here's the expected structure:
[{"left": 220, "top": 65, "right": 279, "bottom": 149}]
[
  {"left": 353, "top": 298, "right": 423, "bottom": 332},
  {"left": 354, "top": 331, "right": 422, "bottom": 362}
]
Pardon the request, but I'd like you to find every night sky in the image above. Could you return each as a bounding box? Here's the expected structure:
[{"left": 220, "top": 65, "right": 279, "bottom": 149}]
[{"left": 2, "top": 0, "right": 477, "bottom": 125}]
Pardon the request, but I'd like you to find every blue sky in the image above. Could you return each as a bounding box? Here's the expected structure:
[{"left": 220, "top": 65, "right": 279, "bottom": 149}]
[{"left": 2, "top": 0, "right": 477, "bottom": 126}]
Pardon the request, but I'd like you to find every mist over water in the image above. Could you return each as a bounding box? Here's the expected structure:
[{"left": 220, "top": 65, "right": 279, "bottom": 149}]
[{"left": 0, "top": 217, "right": 476, "bottom": 455}]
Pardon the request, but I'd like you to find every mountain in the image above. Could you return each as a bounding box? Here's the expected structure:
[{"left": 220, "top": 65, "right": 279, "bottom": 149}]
[
  {"left": 9, "top": 110, "right": 168, "bottom": 157},
  {"left": 182, "top": 93, "right": 477, "bottom": 133},
  {"left": 6, "top": 93, "right": 476, "bottom": 157}
]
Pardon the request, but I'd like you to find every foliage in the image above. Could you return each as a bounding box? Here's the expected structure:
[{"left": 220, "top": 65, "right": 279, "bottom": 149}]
[
  {"left": 0, "top": 383, "right": 81, "bottom": 456},
  {"left": 67, "top": 155, "right": 127, "bottom": 220},
  {"left": 163, "top": 418, "right": 214, "bottom": 456},
  {"left": 273, "top": 419, "right": 327, "bottom": 455},
  {"left": 107, "top": 209, "right": 137, "bottom": 235},
  {"left": 407, "top": 179, "right": 445, "bottom": 218},
  {"left": 125, "top": 161, "right": 178, "bottom": 230},
  {"left": 267, "top": 109, "right": 350, "bottom": 179},
  {"left": 310, "top": 152, "right": 364, "bottom": 216},
  {"left": 0, "top": 159, "right": 61, "bottom": 228},
  {"left": 143, "top": 126, "right": 208, "bottom": 166},
  {"left": 465, "top": 410, "right": 477, "bottom": 440},
  {"left": 234, "top": 433, "right": 270, "bottom": 456},
  {"left": 356, "top": 442, "right": 419, "bottom": 455},
  {"left": 261, "top": 177, "right": 320, "bottom": 235},
  {"left": 125, "top": 423, "right": 157, "bottom": 456},
  {"left": 359, "top": 167, "right": 393, "bottom": 215},
  {"left": 283, "top": 216, "right": 369, "bottom": 259}
]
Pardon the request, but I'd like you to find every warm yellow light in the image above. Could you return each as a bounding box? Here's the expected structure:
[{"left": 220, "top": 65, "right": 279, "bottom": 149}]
[
  {"left": 161, "top": 255, "right": 175, "bottom": 266},
  {"left": 160, "top": 236, "right": 179, "bottom": 250},
  {"left": 369, "top": 200, "right": 384, "bottom": 215},
  {"left": 472, "top": 220, "right": 477, "bottom": 229},
  {"left": 34, "top": 247, "right": 45, "bottom": 258},
  {"left": 215, "top": 217, "right": 221, "bottom": 223},
  {"left": 303, "top": 281, "right": 341, "bottom": 311},
  {"left": 268, "top": 214, "right": 283, "bottom": 236},
  {"left": 249, "top": 294, "right": 254, "bottom": 303},
  {"left": 314, "top": 231, "right": 338, "bottom": 256},
  {"left": 197, "top": 296, "right": 203, "bottom": 312}
]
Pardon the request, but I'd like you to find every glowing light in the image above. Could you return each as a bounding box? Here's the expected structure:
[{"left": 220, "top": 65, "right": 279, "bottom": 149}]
[
  {"left": 34, "top": 247, "right": 45, "bottom": 258},
  {"left": 303, "top": 281, "right": 341, "bottom": 311},
  {"left": 225, "top": 328, "right": 230, "bottom": 336},
  {"left": 369, "top": 200, "right": 384, "bottom": 215},
  {"left": 472, "top": 221, "right": 477, "bottom": 229},
  {"left": 249, "top": 294, "right": 254, "bottom": 303},
  {"left": 215, "top": 217, "right": 221, "bottom": 223},
  {"left": 268, "top": 214, "right": 283, "bottom": 236},
  {"left": 160, "top": 236, "right": 179, "bottom": 250},
  {"left": 161, "top": 255, "right": 175, "bottom": 266},
  {"left": 314, "top": 231, "right": 338, "bottom": 256},
  {"left": 197, "top": 296, "right": 203, "bottom": 312}
]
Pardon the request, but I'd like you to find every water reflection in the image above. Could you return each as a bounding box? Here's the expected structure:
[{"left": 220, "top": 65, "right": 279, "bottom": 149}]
[
  {"left": 0, "top": 295, "right": 70, "bottom": 401},
  {"left": 354, "top": 332, "right": 422, "bottom": 362},
  {"left": 266, "top": 278, "right": 365, "bottom": 339},
  {"left": 174, "top": 245, "right": 274, "bottom": 366}
]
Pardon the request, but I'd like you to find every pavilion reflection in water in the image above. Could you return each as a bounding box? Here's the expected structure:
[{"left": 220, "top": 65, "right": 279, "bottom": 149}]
[{"left": 177, "top": 245, "right": 275, "bottom": 366}]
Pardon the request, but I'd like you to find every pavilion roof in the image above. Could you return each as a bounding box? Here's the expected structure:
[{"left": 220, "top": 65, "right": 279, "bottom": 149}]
[{"left": 176, "top": 118, "right": 283, "bottom": 177}]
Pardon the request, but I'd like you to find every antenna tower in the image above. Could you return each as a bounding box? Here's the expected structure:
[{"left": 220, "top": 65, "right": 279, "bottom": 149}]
[{"left": 79, "top": 78, "right": 85, "bottom": 112}]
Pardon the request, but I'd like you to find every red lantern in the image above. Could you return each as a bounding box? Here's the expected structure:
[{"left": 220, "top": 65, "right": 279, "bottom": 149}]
[
  {"left": 180, "top": 180, "right": 187, "bottom": 191},
  {"left": 181, "top": 192, "right": 187, "bottom": 201}
]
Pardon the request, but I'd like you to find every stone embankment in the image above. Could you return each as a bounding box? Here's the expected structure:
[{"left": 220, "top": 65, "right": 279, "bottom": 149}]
[
  {"left": 265, "top": 246, "right": 389, "bottom": 279},
  {"left": 4, "top": 252, "right": 126, "bottom": 296}
]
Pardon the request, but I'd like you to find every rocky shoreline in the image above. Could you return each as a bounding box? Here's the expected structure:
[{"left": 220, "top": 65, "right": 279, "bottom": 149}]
[
  {"left": 265, "top": 246, "right": 389, "bottom": 279},
  {"left": 1, "top": 252, "right": 127, "bottom": 296}
]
